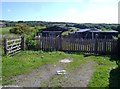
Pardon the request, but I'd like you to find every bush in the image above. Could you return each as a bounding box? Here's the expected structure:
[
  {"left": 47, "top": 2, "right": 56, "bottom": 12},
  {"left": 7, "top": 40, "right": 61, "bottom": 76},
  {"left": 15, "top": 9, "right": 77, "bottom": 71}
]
[
  {"left": 25, "top": 34, "right": 37, "bottom": 50},
  {"left": 10, "top": 24, "right": 33, "bottom": 35}
]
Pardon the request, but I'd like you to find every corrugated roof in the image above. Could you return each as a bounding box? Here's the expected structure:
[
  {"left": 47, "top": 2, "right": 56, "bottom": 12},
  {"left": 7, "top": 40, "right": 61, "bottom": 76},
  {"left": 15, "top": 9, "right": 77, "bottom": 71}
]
[
  {"left": 101, "top": 30, "right": 118, "bottom": 33},
  {"left": 90, "top": 30, "right": 118, "bottom": 33},
  {"left": 75, "top": 28, "right": 118, "bottom": 33},
  {"left": 76, "top": 29, "right": 91, "bottom": 32}
]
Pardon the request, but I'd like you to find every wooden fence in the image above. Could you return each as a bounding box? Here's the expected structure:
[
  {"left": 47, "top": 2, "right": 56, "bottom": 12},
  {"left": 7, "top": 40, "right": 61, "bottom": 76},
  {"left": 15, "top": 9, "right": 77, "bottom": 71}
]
[
  {"left": 4, "top": 36, "right": 25, "bottom": 56},
  {"left": 36, "top": 36, "right": 118, "bottom": 55}
]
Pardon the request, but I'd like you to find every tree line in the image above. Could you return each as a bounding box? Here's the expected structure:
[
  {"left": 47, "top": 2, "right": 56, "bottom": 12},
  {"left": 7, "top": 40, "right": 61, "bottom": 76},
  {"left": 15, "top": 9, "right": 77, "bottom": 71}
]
[{"left": 1, "top": 20, "right": 120, "bottom": 33}]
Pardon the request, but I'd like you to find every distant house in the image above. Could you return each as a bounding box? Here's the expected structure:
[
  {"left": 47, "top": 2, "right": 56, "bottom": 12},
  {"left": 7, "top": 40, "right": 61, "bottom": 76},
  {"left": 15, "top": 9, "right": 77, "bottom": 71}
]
[
  {"left": 69, "top": 28, "right": 118, "bottom": 39},
  {"left": 40, "top": 26, "right": 69, "bottom": 37}
]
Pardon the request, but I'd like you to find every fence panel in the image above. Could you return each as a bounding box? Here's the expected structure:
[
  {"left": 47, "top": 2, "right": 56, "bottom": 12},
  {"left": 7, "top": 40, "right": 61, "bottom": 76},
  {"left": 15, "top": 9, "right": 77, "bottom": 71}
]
[{"left": 36, "top": 36, "right": 118, "bottom": 55}]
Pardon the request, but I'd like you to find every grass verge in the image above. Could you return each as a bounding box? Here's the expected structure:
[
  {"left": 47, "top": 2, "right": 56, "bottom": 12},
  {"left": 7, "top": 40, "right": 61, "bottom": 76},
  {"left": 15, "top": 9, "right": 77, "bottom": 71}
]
[{"left": 87, "top": 55, "right": 117, "bottom": 87}]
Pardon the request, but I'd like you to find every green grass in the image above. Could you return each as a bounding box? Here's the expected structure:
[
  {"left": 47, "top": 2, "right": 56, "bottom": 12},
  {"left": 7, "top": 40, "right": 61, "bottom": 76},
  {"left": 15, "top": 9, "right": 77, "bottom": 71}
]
[
  {"left": 2, "top": 51, "right": 68, "bottom": 85},
  {"left": 2, "top": 51, "right": 118, "bottom": 87},
  {"left": 0, "top": 27, "right": 20, "bottom": 39},
  {"left": 0, "top": 27, "right": 13, "bottom": 35},
  {"left": 87, "top": 55, "right": 117, "bottom": 87},
  {"left": 0, "top": 57, "right": 2, "bottom": 85},
  {"left": 2, "top": 51, "right": 88, "bottom": 85}
]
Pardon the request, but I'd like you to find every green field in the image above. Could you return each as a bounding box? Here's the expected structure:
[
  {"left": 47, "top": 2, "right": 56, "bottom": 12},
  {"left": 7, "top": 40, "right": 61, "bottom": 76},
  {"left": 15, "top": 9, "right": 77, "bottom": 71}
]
[
  {"left": 0, "top": 27, "right": 13, "bottom": 35},
  {"left": 2, "top": 51, "right": 119, "bottom": 87}
]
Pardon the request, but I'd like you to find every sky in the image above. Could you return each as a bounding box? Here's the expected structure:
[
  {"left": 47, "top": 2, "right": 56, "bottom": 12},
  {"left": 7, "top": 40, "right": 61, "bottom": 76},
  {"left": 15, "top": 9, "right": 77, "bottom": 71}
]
[{"left": 1, "top": 0, "right": 120, "bottom": 24}]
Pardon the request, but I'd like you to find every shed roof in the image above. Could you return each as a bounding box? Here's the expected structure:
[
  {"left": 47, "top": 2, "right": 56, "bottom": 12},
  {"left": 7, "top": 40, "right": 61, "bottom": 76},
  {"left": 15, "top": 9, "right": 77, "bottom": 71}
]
[
  {"left": 90, "top": 30, "right": 118, "bottom": 33},
  {"left": 76, "top": 29, "right": 91, "bottom": 32},
  {"left": 75, "top": 28, "right": 118, "bottom": 33}
]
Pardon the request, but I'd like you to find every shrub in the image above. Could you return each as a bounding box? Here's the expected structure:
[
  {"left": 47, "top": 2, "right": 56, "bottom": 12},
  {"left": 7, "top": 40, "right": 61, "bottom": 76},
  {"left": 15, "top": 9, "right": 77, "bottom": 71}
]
[
  {"left": 10, "top": 24, "right": 33, "bottom": 35},
  {"left": 25, "top": 28, "right": 39, "bottom": 50}
]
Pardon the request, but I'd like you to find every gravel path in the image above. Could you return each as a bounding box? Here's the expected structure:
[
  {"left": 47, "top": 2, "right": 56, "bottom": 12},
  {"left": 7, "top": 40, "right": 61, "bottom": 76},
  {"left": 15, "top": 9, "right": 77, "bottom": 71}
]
[
  {"left": 8, "top": 62, "right": 66, "bottom": 87},
  {"left": 41, "top": 60, "right": 96, "bottom": 87},
  {"left": 5, "top": 59, "right": 96, "bottom": 87},
  {"left": 64, "top": 60, "right": 96, "bottom": 87}
]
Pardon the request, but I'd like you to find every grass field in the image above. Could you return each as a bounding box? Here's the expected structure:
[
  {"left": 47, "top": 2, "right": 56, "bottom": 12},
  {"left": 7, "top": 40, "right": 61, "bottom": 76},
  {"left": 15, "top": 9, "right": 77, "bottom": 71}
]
[
  {"left": 2, "top": 51, "right": 119, "bottom": 87},
  {"left": 0, "top": 27, "right": 20, "bottom": 39},
  {"left": 0, "top": 27, "right": 13, "bottom": 35}
]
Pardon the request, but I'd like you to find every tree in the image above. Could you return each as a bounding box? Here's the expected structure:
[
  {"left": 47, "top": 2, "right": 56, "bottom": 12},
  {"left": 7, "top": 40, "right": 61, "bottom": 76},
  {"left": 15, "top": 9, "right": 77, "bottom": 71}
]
[{"left": 10, "top": 24, "right": 34, "bottom": 35}]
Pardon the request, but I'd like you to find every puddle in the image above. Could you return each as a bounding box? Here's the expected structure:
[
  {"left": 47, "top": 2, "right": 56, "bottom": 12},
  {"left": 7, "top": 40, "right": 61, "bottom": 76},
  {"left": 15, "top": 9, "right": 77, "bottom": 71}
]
[{"left": 59, "top": 59, "right": 73, "bottom": 63}]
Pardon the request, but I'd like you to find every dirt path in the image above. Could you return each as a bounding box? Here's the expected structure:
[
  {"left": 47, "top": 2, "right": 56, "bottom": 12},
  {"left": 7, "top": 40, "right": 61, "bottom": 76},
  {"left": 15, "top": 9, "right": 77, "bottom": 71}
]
[
  {"left": 41, "top": 60, "right": 96, "bottom": 87},
  {"left": 6, "top": 59, "right": 96, "bottom": 87},
  {"left": 8, "top": 62, "right": 66, "bottom": 87}
]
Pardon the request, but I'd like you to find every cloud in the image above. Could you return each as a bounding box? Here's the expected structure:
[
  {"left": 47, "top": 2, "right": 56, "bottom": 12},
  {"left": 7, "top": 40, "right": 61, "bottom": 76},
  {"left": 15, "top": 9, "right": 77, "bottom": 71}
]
[
  {"left": 52, "top": 6, "right": 118, "bottom": 23},
  {"left": 79, "top": 7, "right": 117, "bottom": 23}
]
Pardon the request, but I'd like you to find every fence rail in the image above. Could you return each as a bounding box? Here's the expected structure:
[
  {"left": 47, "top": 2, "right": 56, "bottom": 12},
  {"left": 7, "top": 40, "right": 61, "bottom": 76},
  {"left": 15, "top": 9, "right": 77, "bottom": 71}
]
[
  {"left": 36, "top": 36, "right": 118, "bottom": 55},
  {"left": 4, "top": 36, "right": 25, "bottom": 56}
]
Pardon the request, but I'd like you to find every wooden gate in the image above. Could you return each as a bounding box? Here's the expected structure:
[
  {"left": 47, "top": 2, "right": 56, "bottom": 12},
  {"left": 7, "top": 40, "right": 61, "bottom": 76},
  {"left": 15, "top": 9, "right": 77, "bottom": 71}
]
[{"left": 4, "top": 36, "right": 25, "bottom": 56}]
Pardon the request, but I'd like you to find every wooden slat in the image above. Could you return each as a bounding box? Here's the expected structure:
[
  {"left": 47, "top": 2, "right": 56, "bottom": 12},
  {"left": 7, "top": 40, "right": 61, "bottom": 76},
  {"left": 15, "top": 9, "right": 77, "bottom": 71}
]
[
  {"left": 7, "top": 38, "right": 21, "bottom": 43},
  {"left": 8, "top": 48, "right": 21, "bottom": 54},
  {"left": 9, "top": 50, "right": 21, "bottom": 56},
  {"left": 7, "top": 41, "right": 21, "bottom": 47},
  {"left": 7, "top": 45, "right": 21, "bottom": 51},
  {"left": 35, "top": 36, "right": 118, "bottom": 55}
]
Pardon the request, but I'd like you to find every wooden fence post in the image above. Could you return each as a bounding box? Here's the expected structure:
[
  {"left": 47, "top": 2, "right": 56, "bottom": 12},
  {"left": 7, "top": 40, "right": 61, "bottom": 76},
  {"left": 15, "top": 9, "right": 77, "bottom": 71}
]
[
  {"left": 95, "top": 38, "right": 98, "bottom": 55},
  {"left": 4, "top": 37, "right": 8, "bottom": 55},
  {"left": 59, "top": 36, "right": 62, "bottom": 51},
  {"left": 21, "top": 36, "right": 25, "bottom": 50},
  {"left": 118, "top": 38, "right": 120, "bottom": 59},
  {"left": 103, "top": 39, "right": 106, "bottom": 55}
]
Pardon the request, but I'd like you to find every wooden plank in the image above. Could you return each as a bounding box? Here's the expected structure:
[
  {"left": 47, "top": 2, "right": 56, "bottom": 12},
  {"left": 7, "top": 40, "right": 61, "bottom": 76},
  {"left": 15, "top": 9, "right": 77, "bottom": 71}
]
[
  {"left": 7, "top": 41, "right": 21, "bottom": 47},
  {"left": 35, "top": 35, "right": 118, "bottom": 55},
  {"left": 7, "top": 45, "right": 21, "bottom": 51},
  {"left": 4, "top": 37, "right": 8, "bottom": 55},
  {"left": 8, "top": 48, "right": 21, "bottom": 54},
  {"left": 7, "top": 38, "right": 21, "bottom": 43},
  {"left": 21, "top": 36, "right": 25, "bottom": 50},
  {"left": 94, "top": 39, "right": 98, "bottom": 54},
  {"left": 9, "top": 50, "right": 21, "bottom": 56}
]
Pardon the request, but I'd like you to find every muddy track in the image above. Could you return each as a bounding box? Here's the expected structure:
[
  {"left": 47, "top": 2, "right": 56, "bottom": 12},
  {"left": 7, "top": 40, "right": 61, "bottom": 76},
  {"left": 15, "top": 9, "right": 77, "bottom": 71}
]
[{"left": 5, "top": 59, "right": 96, "bottom": 87}]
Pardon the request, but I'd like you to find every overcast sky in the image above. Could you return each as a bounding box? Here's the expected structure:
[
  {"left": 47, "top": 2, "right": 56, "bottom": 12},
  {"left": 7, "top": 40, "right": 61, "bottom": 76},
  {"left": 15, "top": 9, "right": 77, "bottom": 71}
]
[{"left": 1, "top": 0, "right": 119, "bottom": 23}]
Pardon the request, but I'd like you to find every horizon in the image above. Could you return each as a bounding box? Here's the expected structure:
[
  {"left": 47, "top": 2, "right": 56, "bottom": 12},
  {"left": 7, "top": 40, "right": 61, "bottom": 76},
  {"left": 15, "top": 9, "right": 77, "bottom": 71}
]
[
  {"left": 1, "top": 20, "right": 119, "bottom": 25},
  {"left": 1, "top": 0, "right": 119, "bottom": 24}
]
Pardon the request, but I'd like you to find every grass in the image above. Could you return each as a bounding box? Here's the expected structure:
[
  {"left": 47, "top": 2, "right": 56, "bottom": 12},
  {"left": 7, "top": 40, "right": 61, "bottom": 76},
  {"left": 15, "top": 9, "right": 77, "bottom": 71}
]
[
  {"left": 87, "top": 55, "right": 117, "bottom": 87},
  {"left": 41, "top": 54, "right": 118, "bottom": 87},
  {"left": 2, "top": 51, "right": 118, "bottom": 87},
  {"left": 0, "top": 57, "right": 1, "bottom": 85},
  {"left": 41, "top": 53, "right": 88, "bottom": 87},
  {"left": 2, "top": 51, "right": 68, "bottom": 85},
  {"left": 0, "top": 27, "right": 13, "bottom": 35},
  {"left": 2, "top": 51, "right": 88, "bottom": 85}
]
